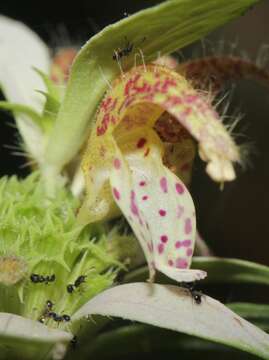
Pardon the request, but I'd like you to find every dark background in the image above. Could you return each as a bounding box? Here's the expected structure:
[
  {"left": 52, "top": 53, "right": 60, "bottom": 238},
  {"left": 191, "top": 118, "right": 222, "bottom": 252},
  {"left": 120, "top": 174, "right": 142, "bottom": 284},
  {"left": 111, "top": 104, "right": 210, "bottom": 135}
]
[{"left": 1, "top": 0, "right": 269, "bottom": 266}]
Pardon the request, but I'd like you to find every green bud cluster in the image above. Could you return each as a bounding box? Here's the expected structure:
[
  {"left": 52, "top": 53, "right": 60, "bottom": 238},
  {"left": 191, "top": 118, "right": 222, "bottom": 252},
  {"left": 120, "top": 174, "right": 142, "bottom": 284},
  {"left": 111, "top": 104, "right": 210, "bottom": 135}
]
[{"left": 0, "top": 173, "right": 123, "bottom": 329}]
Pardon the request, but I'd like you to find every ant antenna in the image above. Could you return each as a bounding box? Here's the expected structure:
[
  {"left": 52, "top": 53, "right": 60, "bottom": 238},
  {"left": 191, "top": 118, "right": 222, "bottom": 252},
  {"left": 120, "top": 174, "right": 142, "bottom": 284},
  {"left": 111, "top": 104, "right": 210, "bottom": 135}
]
[{"left": 98, "top": 66, "right": 112, "bottom": 90}]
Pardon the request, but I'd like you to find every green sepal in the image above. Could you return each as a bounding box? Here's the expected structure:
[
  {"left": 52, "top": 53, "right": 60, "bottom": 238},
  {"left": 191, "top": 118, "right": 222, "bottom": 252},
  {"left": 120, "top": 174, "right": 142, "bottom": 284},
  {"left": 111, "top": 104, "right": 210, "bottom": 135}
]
[{"left": 33, "top": 67, "right": 60, "bottom": 103}]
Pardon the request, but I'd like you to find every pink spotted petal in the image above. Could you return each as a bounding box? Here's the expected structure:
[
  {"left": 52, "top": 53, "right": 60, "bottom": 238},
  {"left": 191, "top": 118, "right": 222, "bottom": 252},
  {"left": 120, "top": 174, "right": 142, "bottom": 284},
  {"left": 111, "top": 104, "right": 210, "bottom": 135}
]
[
  {"left": 110, "top": 129, "right": 206, "bottom": 283},
  {"left": 110, "top": 145, "right": 155, "bottom": 281}
]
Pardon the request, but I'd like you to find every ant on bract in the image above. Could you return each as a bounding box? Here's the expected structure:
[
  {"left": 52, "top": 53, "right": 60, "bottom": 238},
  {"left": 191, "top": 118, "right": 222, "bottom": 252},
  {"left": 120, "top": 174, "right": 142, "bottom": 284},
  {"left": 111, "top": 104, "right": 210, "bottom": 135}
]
[
  {"left": 30, "top": 273, "right": 55, "bottom": 284},
  {"left": 181, "top": 282, "right": 203, "bottom": 305},
  {"left": 67, "top": 274, "right": 87, "bottom": 294},
  {"left": 113, "top": 37, "right": 134, "bottom": 61},
  {"left": 112, "top": 36, "right": 146, "bottom": 61}
]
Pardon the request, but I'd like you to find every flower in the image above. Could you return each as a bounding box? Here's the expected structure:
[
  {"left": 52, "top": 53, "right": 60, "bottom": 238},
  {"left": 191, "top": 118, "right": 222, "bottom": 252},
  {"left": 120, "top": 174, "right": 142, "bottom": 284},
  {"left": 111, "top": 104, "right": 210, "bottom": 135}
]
[
  {"left": 1, "top": 1, "right": 269, "bottom": 359},
  {"left": 77, "top": 63, "right": 239, "bottom": 283}
]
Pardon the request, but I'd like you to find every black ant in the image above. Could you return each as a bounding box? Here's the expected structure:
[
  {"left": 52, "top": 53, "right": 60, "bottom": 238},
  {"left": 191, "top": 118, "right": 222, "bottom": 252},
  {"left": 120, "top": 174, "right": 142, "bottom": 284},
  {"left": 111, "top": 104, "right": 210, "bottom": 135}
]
[
  {"left": 30, "top": 273, "right": 55, "bottom": 284},
  {"left": 38, "top": 300, "right": 54, "bottom": 323},
  {"left": 181, "top": 282, "right": 203, "bottom": 305},
  {"left": 46, "top": 300, "right": 53, "bottom": 310},
  {"left": 113, "top": 37, "right": 134, "bottom": 61},
  {"left": 49, "top": 313, "right": 71, "bottom": 323},
  {"left": 67, "top": 275, "right": 87, "bottom": 294},
  {"left": 38, "top": 300, "right": 71, "bottom": 324},
  {"left": 67, "top": 284, "right": 75, "bottom": 294},
  {"left": 112, "top": 36, "right": 146, "bottom": 61},
  {"left": 70, "top": 335, "right": 78, "bottom": 349},
  {"left": 74, "top": 275, "right": 87, "bottom": 287}
]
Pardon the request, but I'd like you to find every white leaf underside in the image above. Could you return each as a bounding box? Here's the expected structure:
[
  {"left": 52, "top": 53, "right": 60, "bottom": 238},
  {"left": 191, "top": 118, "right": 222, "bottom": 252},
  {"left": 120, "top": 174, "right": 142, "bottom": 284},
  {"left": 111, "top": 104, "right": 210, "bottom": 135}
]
[
  {"left": 0, "top": 312, "right": 71, "bottom": 343},
  {"left": 73, "top": 282, "right": 269, "bottom": 359}
]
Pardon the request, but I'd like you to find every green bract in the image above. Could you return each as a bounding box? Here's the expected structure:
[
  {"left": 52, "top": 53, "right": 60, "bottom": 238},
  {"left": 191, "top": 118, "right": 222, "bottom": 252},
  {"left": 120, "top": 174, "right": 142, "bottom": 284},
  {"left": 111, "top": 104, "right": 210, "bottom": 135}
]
[{"left": 0, "top": 173, "right": 122, "bottom": 324}]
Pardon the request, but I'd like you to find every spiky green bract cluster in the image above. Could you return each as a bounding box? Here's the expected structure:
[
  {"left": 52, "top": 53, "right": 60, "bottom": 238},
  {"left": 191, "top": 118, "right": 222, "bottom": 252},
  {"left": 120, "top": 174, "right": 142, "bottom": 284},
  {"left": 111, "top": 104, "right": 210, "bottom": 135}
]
[
  {"left": 105, "top": 223, "right": 145, "bottom": 269},
  {"left": 0, "top": 172, "right": 123, "bottom": 328}
]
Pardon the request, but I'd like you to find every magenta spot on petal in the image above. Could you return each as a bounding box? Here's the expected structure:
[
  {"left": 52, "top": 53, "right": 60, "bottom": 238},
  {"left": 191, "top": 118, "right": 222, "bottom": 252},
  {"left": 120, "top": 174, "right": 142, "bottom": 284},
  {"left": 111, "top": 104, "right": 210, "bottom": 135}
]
[
  {"left": 182, "top": 239, "right": 192, "bottom": 247},
  {"left": 186, "top": 248, "right": 193, "bottom": 257},
  {"left": 175, "top": 258, "right": 188, "bottom": 269},
  {"left": 137, "top": 138, "right": 147, "bottom": 148},
  {"left": 175, "top": 241, "right": 181, "bottom": 249},
  {"left": 160, "top": 177, "right": 168, "bottom": 193},
  {"left": 168, "top": 259, "right": 174, "bottom": 267},
  {"left": 139, "top": 181, "right": 146, "bottom": 187},
  {"left": 159, "top": 209, "right": 166, "bottom": 217},
  {"left": 130, "top": 191, "right": 139, "bottom": 216},
  {"left": 158, "top": 243, "right": 164, "bottom": 254},
  {"left": 113, "top": 158, "right": 121, "bottom": 169},
  {"left": 175, "top": 183, "right": 184, "bottom": 194},
  {"left": 160, "top": 235, "right": 168, "bottom": 243},
  {"left": 112, "top": 187, "right": 120, "bottom": 200},
  {"left": 142, "top": 195, "right": 148, "bottom": 201},
  {"left": 185, "top": 218, "right": 192, "bottom": 234}
]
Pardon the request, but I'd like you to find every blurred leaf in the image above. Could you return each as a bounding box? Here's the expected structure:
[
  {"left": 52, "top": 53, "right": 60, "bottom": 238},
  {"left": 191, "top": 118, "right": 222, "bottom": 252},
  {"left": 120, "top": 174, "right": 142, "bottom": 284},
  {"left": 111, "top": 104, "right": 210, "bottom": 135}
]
[
  {"left": 0, "top": 15, "right": 50, "bottom": 163},
  {"left": 81, "top": 324, "right": 257, "bottom": 360},
  {"left": 124, "top": 257, "right": 269, "bottom": 286},
  {"left": 193, "top": 257, "right": 269, "bottom": 285},
  {"left": 73, "top": 283, "right": 269, "bottom": 359}
]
